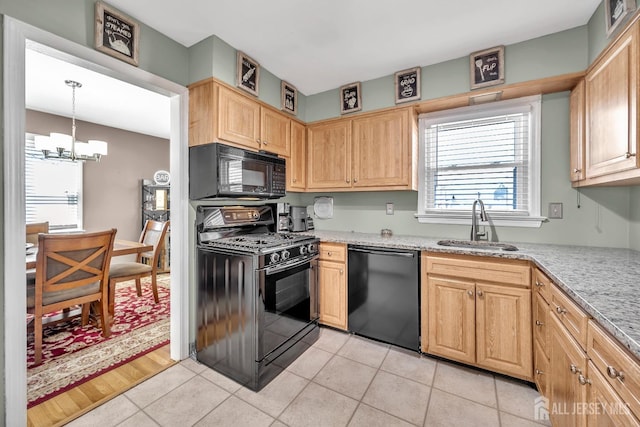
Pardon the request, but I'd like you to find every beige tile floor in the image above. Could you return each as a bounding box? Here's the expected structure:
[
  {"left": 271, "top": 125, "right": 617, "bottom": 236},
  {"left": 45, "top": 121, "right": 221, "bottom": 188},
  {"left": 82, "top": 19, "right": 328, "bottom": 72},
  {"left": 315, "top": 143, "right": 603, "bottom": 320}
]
[{"left": 67, "top": 328, "right": 552, "bottom": 427}]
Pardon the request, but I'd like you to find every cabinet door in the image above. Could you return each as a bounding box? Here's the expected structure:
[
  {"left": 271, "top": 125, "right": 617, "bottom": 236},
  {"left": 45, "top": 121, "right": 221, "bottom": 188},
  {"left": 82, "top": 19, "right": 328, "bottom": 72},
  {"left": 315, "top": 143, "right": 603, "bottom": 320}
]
[
  {"left": 587, "top": 362, "right": 640, "bottom": 427},
  {"left": 426, "top": 275, "right": 476, "bottom": 365},
  {"left": 318, "top": 260, "right": 347, "bottom": 330},
  {"left": 585, "top": 25, "right": 638, "bottom": 178},
  {"left": 217, "top": 85, "right": 261, "bottom": 150},
  {"left": 550, "top": 313, "right": 588, "bottom": 427},
  {"left": 475, "top": 283, "right": 532, "bottom": 380},
  {"left": 351, "top": 109, "right": 411, "bottom": 188},
  {"left": 534, "top": 339, "right": 550, "bottom": 398},
  {"left": 287, "top": 121, "right": 306, "bottom": 191},
  {"left": 307, "top": 121, "right": 351, "bottom": 189},
  {"left": 188, "top": 80, "right": 216, "bottom": 146},
  {"left": 261, "top": 108, "right": 291, "bottom": 156},
  {"left": 534, "top": 291, "right": 550, "bottom": 359},
  {"left": 570, "top": 80, "right": 586, "bottom": 182}
]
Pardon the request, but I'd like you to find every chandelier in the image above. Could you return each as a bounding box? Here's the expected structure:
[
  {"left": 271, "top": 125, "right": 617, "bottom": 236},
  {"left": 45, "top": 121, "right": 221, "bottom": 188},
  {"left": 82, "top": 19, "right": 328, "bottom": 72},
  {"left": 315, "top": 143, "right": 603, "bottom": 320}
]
[{"left": 34, "top": 80, "right": 108, "bottom": 162}]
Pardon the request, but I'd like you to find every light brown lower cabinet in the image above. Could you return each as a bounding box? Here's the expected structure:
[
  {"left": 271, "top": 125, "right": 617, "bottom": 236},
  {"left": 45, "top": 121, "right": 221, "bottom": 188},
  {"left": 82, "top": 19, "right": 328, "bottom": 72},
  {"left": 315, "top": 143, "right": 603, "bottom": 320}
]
[
  {"left": 549, "top": 312, "right": 589, "bottom": 427},
  {"left": 587, "top": 361, "right": 640, "bottom": 427},
  {"left": 422, "top": 253, "right": 532, "bottom": 381},
  {"left": 318, "top": 243, "right": 347, "bottom": 330}
]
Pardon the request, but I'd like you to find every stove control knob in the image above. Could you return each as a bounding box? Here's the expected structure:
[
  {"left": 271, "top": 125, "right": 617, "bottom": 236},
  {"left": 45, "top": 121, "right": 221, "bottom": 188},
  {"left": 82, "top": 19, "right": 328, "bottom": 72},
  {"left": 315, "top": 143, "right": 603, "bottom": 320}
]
[
  {"left": 281, "top": 249, "right": 290, "bottom": 260},
  {"left": 270, "top": 252, "right": 280, "bottom": 264},
  {"left": 300, "top": 245, "right": 308, "bottom": 255},
  {"left": 307, "top": 243, "right": 317, "bottom": 253}
]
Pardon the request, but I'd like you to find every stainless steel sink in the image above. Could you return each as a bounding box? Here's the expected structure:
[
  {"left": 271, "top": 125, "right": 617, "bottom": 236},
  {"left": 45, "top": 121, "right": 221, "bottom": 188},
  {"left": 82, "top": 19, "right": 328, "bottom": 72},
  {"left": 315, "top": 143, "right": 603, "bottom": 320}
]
[{"left": 436, "top": 239, "right": 518, "bottom": 251}]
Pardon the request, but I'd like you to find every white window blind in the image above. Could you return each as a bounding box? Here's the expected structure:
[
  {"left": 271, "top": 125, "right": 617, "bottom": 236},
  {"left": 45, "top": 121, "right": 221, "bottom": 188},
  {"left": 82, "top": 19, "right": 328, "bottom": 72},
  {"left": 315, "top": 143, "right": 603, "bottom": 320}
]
[
  {"left": 25, "top": 135, "right": 83, "bottom": 230},
  {"left": 417, "top": 96, "right": 542, "bottom": 227}
]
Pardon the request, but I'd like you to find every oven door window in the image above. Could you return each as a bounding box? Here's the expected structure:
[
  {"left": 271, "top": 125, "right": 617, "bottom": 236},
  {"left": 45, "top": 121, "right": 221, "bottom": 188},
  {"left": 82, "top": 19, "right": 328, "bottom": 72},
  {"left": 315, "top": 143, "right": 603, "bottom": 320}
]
[
  {"left": 258, "top": 261, "right": 317, "bottom": 360},
  {"left": 219, "top": 157, "right": 269, "bottom": 193}
]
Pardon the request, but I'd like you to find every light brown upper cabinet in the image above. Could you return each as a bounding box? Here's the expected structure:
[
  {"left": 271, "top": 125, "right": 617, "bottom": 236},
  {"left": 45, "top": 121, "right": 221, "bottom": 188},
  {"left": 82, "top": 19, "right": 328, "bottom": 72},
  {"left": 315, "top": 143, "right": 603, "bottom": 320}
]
[
  {"left": 189, "top": 80, "right": 291, "bottom": 157},
  {"left": 286, "top": 120, "right": 307, "bottom": 191},
  {"left": 569, "top": 79, "right": 585, "bottom": 183},
  {"left": 579, "top": 20, "right": 640, "bottom": 185},
  {"left": 307, "top": 107, "right": 417, "bottom": 191},
  {"left": 307, "top": 120, "right": 352, "bottom": 189}
]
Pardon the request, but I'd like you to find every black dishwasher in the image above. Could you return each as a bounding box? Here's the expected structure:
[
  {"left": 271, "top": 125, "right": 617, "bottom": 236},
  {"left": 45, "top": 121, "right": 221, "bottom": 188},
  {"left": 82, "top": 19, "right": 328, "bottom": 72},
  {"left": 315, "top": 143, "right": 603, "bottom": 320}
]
[{"left": 347, "top": 245, "right": 420, "bottom": 350}]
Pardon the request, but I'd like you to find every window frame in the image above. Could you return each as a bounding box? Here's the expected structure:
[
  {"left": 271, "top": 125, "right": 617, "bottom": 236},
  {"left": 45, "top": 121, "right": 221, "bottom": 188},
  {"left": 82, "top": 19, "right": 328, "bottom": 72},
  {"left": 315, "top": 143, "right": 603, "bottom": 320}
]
[{"left": 416, "top": 95, "right": 544, "bottom": 228}]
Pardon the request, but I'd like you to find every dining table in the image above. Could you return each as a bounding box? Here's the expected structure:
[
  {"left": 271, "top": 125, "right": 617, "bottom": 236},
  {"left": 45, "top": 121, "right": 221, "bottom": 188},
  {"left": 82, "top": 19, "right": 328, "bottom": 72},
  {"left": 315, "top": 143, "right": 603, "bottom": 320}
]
[{"left": 26, "top": 239, "right": 154, "bottom": 269}]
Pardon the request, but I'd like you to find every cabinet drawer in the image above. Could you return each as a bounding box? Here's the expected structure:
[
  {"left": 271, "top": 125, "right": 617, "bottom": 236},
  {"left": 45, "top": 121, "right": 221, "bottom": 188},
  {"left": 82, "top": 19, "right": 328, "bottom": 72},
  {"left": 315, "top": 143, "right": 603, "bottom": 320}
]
[
  {"left": 588, "top": 320, "right": 640, "bottom": 419},
  {"left": 319, "top": 242, "right": 347, "bottom": 262},
  {"left": 532, "top": 268, "right": 551, "bottom": 303},
  {"left": 425, "top": 254, "right": 530, "bottom": 287},
  {"left": 550, "top": 284, "right": 589, "bottom": 350}
]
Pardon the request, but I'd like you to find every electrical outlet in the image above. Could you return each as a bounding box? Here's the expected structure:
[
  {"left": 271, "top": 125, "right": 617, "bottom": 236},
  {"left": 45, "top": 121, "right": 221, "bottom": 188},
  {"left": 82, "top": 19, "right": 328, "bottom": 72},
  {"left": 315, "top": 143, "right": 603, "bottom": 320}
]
[
  {"left": 548, "top": 202, "right": 563, "bottom": 219},
  {"left": 386, "top": 202, "right": 394, "bottom": 215}
]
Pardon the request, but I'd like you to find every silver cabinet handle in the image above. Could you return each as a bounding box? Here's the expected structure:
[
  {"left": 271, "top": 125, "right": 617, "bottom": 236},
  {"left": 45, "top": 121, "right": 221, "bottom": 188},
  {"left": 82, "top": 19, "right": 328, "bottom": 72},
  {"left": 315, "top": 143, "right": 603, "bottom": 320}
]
[
  {"left": 293, "top": 178, "right": 297, "bottom": 183},
  {"left": 535, "top": 320, "right": 544, "bottom": 326},
  {"left": 535, "top": 280, "right": 544, "bottom": 287},
  {"left": 256, "top": 139, "right": 261, "bottom": 143},
  {"left": 626, "top": 152, "right": 636, "bottom": 158},
  {"left": 354, "top": 178, "right": 358, "bottom": 183},
  {"left": 556, "top": 306, "right": 567, "bottom": 315},
  {"left": 467, "top": 290, "right": 474, "bottom": 297},
  {"left": 339, "top": 269, "right": 343, "bottom": 274},
  {"left": 573, "top": 168, "right": 582, "bottom": 173},
  {"left": 535, "top": 369, "right": 544, "bottom": 375},
  {"left": 477, "top": 290, "right": 484, "bottom": 297},
  {"left": 607, "top": 366, "right": 626, "bottom": 382},
  {"left": 263, "top": 140, "right": 268, "bottom": 145},
  {"left": 327, "top": 251, "right": 332, "bottom": 256},
  {"left": 570, "top": 364, "right": 579, "bottom": 374},
  {"left": 578, "top": 374, "right": 591, "bottom": 386},
  {"left": 346, "top": 179, "right": 350, "bottom": 183}
]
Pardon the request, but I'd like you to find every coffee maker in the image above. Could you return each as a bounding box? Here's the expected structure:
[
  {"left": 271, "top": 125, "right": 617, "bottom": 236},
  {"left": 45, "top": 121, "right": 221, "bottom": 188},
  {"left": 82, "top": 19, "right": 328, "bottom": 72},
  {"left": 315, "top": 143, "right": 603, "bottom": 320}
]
[{"left": 274, "top": 203, "right": 314, "bottom": 232}]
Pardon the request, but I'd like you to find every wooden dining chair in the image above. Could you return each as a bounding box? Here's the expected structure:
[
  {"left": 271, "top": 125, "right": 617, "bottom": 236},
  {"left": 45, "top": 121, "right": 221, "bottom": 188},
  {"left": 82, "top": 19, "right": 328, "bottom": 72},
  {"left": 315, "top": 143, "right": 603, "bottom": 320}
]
[
  {"left": 26, "top": 221, "right": 50, "bottom": 286},
  {"left": 26, "top": 221, "right": 49, "bottom": 246},
  {"left": 108, "top": 220, "right": 170, "bottom": 316},
  {"left": 27, "top": 228, "right": 117, "bottom": 365}
]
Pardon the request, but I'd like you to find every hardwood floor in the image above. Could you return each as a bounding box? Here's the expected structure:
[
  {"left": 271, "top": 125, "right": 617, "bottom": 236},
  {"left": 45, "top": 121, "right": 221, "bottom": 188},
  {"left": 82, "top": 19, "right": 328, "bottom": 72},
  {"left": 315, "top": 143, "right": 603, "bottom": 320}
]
[{"left": 27, "top": 344, "right": 175, "bottom": 427}]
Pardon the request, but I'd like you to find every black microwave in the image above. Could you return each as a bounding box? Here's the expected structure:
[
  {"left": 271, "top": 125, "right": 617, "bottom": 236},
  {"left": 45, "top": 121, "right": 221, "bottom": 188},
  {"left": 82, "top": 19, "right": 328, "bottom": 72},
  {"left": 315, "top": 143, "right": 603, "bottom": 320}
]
[{"left": 189, "top": 142, "right": 286, "bottom": 200}]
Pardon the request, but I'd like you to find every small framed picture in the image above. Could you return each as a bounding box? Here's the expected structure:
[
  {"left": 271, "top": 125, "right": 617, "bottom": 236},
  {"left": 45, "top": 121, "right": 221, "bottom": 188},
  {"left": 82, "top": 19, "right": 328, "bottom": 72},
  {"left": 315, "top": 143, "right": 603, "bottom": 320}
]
[
  {"left": 94, "top": 1, "right": 140, "bottom": 66},
  {"left": 236, "top": 51, "right": 260, "bottom": 96},
  {"left": 281, "top": 81, "right": 298, "bottom": 115},
  {"left": 394, "top": 67, "right": 421, "bottom": 104},
  {"left": 605, "top": 0, "right": 636, "bottom": 37},
  {"left": 340, "top": 82, "right": 362, "bottom": 114},
  {"left": 470, "top": 46, "right": 505, "bottom": 90}
]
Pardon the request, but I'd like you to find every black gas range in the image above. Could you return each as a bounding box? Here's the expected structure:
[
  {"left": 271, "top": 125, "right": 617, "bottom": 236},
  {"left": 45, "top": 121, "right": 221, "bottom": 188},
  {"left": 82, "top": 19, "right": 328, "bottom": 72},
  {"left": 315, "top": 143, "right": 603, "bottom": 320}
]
[{"left": 195, "top": 205, "right": 319, "bottom": 391}]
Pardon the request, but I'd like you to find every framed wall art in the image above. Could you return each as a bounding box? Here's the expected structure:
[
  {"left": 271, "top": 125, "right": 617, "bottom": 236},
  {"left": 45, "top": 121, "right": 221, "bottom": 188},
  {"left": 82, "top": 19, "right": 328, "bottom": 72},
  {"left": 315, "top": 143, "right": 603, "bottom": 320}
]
[
  {"left": 95, "top": 1, "right": 140, "bottom": 66},
  {"left": 394, "top": 67, "right": 421, "bottom": 104},
  {"left": 470, "top": 46, "right": 505, "bottom": 90},
  {"left": 237, "top": 51, "right": 260, "bottom": 96},
  {"left": 605, "top": 0, "right": 636, "bottom": 37},
  {"left": 281, "top": 81, "right": 298, "bottom": 115},
  {"left": 340, "top": 82, "right": 362, "bottom": 114}
]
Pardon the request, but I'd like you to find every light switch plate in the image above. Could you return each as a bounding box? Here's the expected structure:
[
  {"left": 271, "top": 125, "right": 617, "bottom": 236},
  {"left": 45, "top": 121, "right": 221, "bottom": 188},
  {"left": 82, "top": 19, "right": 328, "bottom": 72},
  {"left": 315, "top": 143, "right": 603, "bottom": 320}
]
[
  {"left": 386, "top": 203, "right": 394, "bottom": 215},
  {"left": 548, "top": 202, "right": 563, "bottom": 219}
]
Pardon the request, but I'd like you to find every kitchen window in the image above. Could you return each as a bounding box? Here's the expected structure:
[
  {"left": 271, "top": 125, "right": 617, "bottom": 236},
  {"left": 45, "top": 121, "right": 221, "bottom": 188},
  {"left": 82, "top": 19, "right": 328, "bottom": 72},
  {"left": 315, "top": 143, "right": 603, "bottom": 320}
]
[
  {"left": 416, "top": 95, "right": 543, "bottom": 227},
  {"left": 25, "top": 134, "right": 83, "bottom": 231}
]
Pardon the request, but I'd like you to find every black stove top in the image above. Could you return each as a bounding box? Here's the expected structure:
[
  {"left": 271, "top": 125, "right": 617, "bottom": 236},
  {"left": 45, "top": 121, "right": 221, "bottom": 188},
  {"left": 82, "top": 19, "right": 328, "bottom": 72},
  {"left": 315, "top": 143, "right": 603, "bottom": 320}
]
[{"left": 201, "top": 232, "right": 313, "bottom": 251}]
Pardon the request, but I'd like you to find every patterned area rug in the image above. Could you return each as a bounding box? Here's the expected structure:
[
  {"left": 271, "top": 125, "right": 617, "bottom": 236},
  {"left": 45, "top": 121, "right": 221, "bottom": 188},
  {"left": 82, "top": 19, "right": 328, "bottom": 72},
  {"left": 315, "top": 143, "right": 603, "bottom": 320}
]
[{"left": 27, "top": 274, "right": 170, "bottom": 407}]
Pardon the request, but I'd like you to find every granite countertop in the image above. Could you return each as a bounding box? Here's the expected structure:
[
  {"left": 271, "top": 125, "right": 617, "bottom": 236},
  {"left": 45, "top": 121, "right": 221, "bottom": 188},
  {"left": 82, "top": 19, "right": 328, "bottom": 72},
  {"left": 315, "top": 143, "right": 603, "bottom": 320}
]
[{"left": 307, "top": 230, "right": 640, "bottom": 360}]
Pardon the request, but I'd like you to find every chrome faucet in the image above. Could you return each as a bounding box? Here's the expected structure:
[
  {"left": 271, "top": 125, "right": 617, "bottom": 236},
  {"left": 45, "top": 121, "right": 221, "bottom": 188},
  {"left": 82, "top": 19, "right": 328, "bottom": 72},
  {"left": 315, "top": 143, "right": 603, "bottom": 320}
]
[{"left": 470, "top": 199, "right": 488, "bottom": 241}]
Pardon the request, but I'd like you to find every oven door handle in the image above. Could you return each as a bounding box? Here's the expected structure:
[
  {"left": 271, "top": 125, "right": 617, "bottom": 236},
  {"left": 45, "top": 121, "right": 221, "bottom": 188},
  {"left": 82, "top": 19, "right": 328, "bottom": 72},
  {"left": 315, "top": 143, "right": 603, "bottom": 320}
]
[{"left": 264, "top": 256, "right": 317, "bottom": 275}]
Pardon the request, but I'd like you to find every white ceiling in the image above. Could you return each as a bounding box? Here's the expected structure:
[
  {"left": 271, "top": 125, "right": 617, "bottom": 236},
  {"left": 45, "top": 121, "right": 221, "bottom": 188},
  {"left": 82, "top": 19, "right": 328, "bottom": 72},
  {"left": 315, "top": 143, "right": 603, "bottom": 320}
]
[
  {"left": 25, "top": 0, "right": 601, "bottom": 139},
  {"left": 25, "top": 49, "right": 170, "bottom": 139}
]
